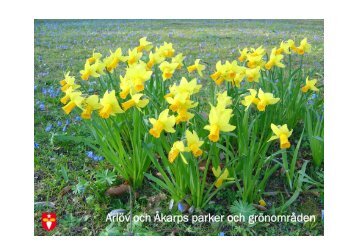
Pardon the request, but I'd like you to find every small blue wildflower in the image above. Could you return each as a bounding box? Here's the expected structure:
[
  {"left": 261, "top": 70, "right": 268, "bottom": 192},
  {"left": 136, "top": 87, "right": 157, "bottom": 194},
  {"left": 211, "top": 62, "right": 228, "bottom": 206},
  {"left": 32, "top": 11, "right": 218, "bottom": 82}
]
[
  {"left": 57, "top": 121, "right": 62, "bottom": 127},
  {"left": 219, "top": 232, "right": 225, "bottom": 236},
  {"left": 74, "top": 115, "right": 81, "bottom": 122},
  {"left": 39, "top": 103, "right": 45, "bottom": 111},
  {"left": 86, "top": 151, "right": 94, "bottom": 159},
  {"left": 45, "top": 124, "right": 52, "bottom": 132},
  {"left": 177, "top": 202, "right": 185, "bottom": 213},
  {"left": 34, "top": 142, "right": 39, "bottom": 149}
]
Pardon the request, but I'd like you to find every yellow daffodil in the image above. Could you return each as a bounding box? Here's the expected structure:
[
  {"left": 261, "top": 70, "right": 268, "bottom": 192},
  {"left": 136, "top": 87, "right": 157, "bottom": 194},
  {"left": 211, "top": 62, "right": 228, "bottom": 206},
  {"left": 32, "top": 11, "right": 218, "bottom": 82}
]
[
  {"left": 268, "top": 123, "right": 293, "bottom": 149},
  {"left": 60, "top": 72, "right": 80, "bottom": 92},
  {"left": 256, "top": 88, "right": 280, "bottom": 111},
  {"left": 103, "top": 48, "right": 125, "bottom": 72},
  {"left": 185, "top": 130, "right": 204, "bottom": 157},
  {"left": 147, "top": 51, "right": 165, "bottom": 69},
  {"left": 137, "top": 37, "right": 153, "bottom": 52},
  {"left": 174, "top": 77, "right": 201, "bottom": 96},
  {"left": 301, "top": 76, "right": 318, "bottom": 92},
  {"left": 149, "top": 109, "right": 176, "bottom": 138},
  {"left": 204, "top": 105, "right": 236, "bottom": 142},
  {"left": 238, "top": 47, "right": 248, "bottom": 62},
  {"left": 166, "top": 93, "right": 191, "bottom": 112},
  {"left": 157, "top": 42, "right": 175, "bottom": 58},
  {"left": 99, "top": 90, "right": 124, "bottom": 119},
  {"left": 87, "top": 49, "right": 102, "bottom": 64},
  {"left": 171, "top": 53, "right": 186, "bottom": 69},
  {"left": 121, "top": 93, "right": 149, "bottom": 111},
  {"left": 212, "top": 167, "right": 233, "bottom": 188},
  {"left": 293, "top": 38, "right": 311, "bottom": 55},
  {"left": 241, "top": 89, "right": 259, "bottom": 110},
  {"left": 80, "top": 95, "right": 102, "bottom": 119},
  {"left": 210, "top": 61, "right": 225, "bottom": 85},
  {"left": 259, "top": 199, "right": 267, "bottom": 207},
  {"left": 126, "top": 48, "right": 143, "bottom": 65},
  {"left": 216, "top": 91, "right": 232, "bottom": 109},
  {"left": 125, "top": 61, "right": 153, "bottom": 92},
  {"left": 265, "top": 48, "right": 285, "bottom": 70},
  {"left": 62, "top": 90, "right": 84, "bottom": 115},
  {"left": 159, "top": 61, "right": 179, "bottom": 80},
  {"left": 246, "top": 46, "right": 266, "bottom": 68},
  {"left": 175, "top": 108, "right": 194, "bottom": 124},
  {"left": 210, "top": 60, "right": 246, "bottom": 87},
  {"left": 187, "top": 59, "right": 206, "bottom": 77},
  {"left": 276, "top": 40, "right": 294, "bottom": 55},
  {"left": 245, "top": 67, "right": 261, "bottom": 82},
  {"left": 119, "top": 75, "right": 132, "bottom": 99},
  {"left": 168, "top": 141, "right": 187, "bottom": 163},
  {"left": 80, "top": 60, "right": 100, "bottom": 80},
  {"left": 233, "top": 66, "right": 246, "bottom": 87}
]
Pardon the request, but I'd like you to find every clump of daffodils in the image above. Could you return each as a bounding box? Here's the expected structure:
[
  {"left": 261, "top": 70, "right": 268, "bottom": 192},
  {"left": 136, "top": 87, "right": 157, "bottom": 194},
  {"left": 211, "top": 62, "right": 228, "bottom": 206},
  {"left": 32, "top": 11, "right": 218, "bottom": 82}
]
[{"left": 58, "top": 36, "right": 318, "bottom": 194}]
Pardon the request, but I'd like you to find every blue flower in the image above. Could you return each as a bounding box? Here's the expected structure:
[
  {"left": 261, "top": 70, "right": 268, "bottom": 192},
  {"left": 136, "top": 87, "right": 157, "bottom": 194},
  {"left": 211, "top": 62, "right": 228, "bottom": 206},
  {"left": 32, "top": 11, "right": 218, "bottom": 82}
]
[
  {"left": 177, "top": 202, "right": 185, "bottom": 212},
  {"left": 34, "top": 142, "right": 40, "bottom": 149},
  {"left": 218, "top": 232, "right": 225, "bottom": 236},
  {"left": 45, "top": 124, "right": 52, "bottom": 132},
  {"left": 86, "top": 151, "right": 94, "bottom": 159},
  {"left": 57, "top": 121, "right": 62, "bottom": 126},
  {"left": 39, "top": 103, "right": 45, "bottom": 111}
]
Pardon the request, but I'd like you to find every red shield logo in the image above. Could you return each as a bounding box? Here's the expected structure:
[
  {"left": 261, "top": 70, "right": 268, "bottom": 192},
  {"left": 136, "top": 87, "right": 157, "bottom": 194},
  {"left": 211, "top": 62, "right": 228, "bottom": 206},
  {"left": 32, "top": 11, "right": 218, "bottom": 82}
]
[{"left": 42, "top": 212, "right": 57, "bottom": 231}]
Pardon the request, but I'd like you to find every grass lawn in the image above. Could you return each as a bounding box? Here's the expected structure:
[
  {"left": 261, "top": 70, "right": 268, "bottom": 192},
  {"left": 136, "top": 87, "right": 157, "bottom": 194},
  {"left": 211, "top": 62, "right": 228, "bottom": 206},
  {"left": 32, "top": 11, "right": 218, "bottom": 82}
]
[{"left": 34, "top": 19, "right": 324, "bottom": 236}]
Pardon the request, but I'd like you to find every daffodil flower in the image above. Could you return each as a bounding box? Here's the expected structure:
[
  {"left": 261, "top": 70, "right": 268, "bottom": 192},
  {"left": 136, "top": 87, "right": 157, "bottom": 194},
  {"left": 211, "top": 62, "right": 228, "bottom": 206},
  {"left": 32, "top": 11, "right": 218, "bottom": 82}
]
[
  {"left": 187, "top": 59, "right": 206, "bottom": 77},
  {"left": 301, "top": 76, "right": 318, "bottom": 92},
  {"left": 147, "top": 51, "right": 165, "bottom": 69},
  {"left": 126, "top": 48, "right": 143, "bottom": 65},
  {"left": 212, "top": 167, "right": 233, "bottom": 188},
  {"left": 80, "top": 95, "right": 102, "bottom": 119},
  {"left": 166, "top": 77, "right": 201, "bottom": 98},
  {"left": 125, "top": 62, "right": 153, "bottom": 92},
  {"left": 99, "top": 90, "right": 124, "bottom": 119},
  {"left": 62, "top": 90, "right": 84, "bottom": 115},
  {"left": 168, "top": 141, "right": 187, "bottom": 164},
  {"left": 87, "top": 49, "right": 102, "bottom": 64},
  {"left": 241, "top": 89, "right": 259, "bottom": 110},
  {"left": 171, "top": 53, "right": 186, "bottom": 69},
  {"left": 246, "top": 46, "right": 266, "bottom": 68},
  {"left": 210, "top": 61, "right": 225, "bottom": 85},
  {"left": 185, "top": 130, "right": 204, "bottom": 157},
  {"left": 103, "top": 48, "right": 125, "bottom": 72},
  {"left": 238, "top": 47, "right": 248, "bottom": 62},
  {"left": 256, "top": 88, "right": 280, "bottom": 111},
  {"left": 276, "top": 40, "right": 294, "bottom": 55},
  {"left": 149, "top": 109, "right": 176, "bottom": 138},
  {"left": 137, "top": 37, "right": 153, "bottom": 52},
  {"left": 245, "top": 67, "right": 261, "bottom": 82},
  {"left": 121, "top": 93, "right": 149, "bottom": 111},
  {"left": 293, "top": 38, "right": 311, "bottom": 55},
  {"left": 80, "top": 60, "right": 100, "bottom": 80},
  {"left": 157, "top": 42, "right": 175, "bottom": 58},
  {"left": 204, "top": 105, "right": 236, "bottom": 142},
  {"left": 216, "top": 91, "right": 232, "bottom": 109},
  {"left": 265, "top": 48, "right": 285, "bottom": 70},
  {"left": 159, "top": 61, "right": 179, "bottom": 80},
  {"left": 175, "top": 108, "right": 194, "bottom": 124},
  {"left": 60, "top": 72, "right": 80, "bottom": 92},
  {"left": 268, "top": 123, "right": 293, "bottom": 149}
]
